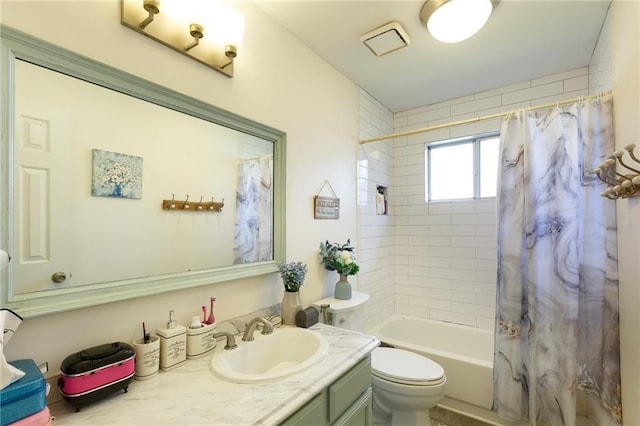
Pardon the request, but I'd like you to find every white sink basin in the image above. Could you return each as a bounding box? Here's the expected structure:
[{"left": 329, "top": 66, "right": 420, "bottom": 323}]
[{"left": 210, "top": 327, "right": 329, "bottom": 383}]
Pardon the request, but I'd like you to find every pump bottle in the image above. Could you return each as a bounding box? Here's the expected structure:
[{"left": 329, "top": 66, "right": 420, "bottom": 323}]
[{"left": 156, "top": 310, "right": 187, "bottom": 371}]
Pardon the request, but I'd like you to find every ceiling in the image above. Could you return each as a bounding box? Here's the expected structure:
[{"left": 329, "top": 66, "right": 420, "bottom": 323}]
[{"left": 255, "top": 1, "right": 612, "bottom": 113}]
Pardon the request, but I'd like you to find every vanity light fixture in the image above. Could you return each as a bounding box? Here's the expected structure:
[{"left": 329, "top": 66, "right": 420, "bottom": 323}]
[
  {"left": 121, "top": 0, "right": 244, "bottom": 77},
  {"left": 420, "top": 0, "right": 498, "bottom": 43}
]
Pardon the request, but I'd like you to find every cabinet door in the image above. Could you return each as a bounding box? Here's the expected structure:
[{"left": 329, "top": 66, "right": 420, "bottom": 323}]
[
  {"left": 329, "top": 358, "right": 371, "bottom": 423},
  {"left": 280, "top": 392, "right": 328, "bottom": 426},
  {"left": 332, "top": 387, "right": 372, "bottom": 426}
]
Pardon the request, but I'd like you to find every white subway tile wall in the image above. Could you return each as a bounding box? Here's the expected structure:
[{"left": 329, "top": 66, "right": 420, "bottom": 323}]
[
  {"left": 358, "top": 89, "right": 395, "bottom": 331},
  {"left": 589, "top": 6, "right": 613, "bottom": 94}
]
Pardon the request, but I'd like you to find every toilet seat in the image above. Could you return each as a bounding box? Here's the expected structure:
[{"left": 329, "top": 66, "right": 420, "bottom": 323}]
[{"left": 371, "top": 347, "right": 445, "bottom": 386}]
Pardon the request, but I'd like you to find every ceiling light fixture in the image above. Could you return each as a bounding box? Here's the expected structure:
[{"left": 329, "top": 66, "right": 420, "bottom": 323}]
[
  {"left": 420, "top": 0, "right": 498, "bottom": 44},
  {"left": 121, "top": 0, "right": 244, "bottom": 77},
  {"left": 361, "top": 22, "right": 411, "bottom": 57}
]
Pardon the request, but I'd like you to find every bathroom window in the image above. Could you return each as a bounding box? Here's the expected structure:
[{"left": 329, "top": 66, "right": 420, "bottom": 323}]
[{"left": 425, "top": 133, "right": 500, "bottom": 202}]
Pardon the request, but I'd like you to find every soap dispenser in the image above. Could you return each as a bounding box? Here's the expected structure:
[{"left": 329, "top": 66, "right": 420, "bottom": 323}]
[{"left": 156, "top": 310, "right": 187, "bottom": 371}]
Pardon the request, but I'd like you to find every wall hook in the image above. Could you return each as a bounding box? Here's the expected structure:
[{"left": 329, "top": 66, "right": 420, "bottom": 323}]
[
  {"left": 596, "top": 142, "right": 640, "bottom": 200},
  {"left": 162, "top": 194, "right": 224, "bottom": 212}
]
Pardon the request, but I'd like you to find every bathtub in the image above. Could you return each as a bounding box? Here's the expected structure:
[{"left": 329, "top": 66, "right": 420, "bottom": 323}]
[{"left": 369, "top": 315, "right": 494, "bottom": 410}]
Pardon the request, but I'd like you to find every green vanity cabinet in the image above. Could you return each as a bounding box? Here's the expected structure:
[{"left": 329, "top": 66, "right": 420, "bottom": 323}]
[
  {"left": 280, "top": 357, "right": 372, "bottom": 426},
  {"left": 280, "top": 392, "right": 327, "bottom": 426}
]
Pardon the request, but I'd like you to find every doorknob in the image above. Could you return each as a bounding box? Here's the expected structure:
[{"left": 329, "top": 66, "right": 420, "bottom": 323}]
[{"left": 51, "top": 271, "right": 67, "bottom": 283}]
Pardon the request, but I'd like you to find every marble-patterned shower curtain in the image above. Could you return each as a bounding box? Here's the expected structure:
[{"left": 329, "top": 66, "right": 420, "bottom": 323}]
[
  {"left": 494, "top": 94, "right": 621, "bottom": 425},
  {"left": 233, "top": 156, "right": 273, "bottom": 264}
]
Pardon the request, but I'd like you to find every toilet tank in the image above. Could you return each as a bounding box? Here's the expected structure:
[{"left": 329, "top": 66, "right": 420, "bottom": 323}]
[{"left": 312, "top": 292, "right": 370, "bottom": 332}]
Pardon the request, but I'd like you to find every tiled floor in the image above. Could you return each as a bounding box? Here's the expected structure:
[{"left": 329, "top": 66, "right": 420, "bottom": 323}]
[
  {"left": 431, "top": 407, "right": 493, "bottom": 426},
  {"left": 434, "top": 397, "right": 529, "bottom": 426}
]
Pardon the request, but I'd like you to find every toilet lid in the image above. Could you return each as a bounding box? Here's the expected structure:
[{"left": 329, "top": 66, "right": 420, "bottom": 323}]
[{"left": 371, "top": 347, "right": 445, "bottom": 385}]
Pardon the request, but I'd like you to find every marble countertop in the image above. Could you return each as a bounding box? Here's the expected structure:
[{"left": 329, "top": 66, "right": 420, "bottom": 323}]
[{"left": 49, "top": 323, "right": 380, "bottom": 425}]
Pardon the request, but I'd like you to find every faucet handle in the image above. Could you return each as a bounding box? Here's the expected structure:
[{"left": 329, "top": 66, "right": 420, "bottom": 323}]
[
  {"left": 266, "top": 313, "right": 283, "bottom": 328},
  {"left": 213, "top": 332, "right": 238, "bottom": 350},
  {"left": 260, "top": 319, "right": 274, "bottom": 335}
]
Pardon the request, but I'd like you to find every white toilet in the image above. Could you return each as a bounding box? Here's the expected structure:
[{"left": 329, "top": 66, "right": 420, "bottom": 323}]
[{"left": 312, "top": 292, "right": 446, "bottom": 426}]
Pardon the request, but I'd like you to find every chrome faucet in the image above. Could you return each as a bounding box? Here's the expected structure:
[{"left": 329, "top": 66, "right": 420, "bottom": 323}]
[
  {"left": 242, "top": 317, "right": 274, "bottom": 341},
  {"left": 213, "top": 332, "right": 238, "bottom": 350}
]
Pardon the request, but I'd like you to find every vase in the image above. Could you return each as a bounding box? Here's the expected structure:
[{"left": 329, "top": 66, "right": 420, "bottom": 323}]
[
  {"left": 281, "top": 290, "right": 303, "bottom": 325},
  {"left": 334, "top": 275, "right": 352, "bottom": 300}
]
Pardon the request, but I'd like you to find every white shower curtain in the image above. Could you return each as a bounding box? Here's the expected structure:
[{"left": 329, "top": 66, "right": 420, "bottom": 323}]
[
  {"left": 494, "top": 94, "right": 621, "bottom": 425},
  {"left": 233, "top": 155, "right": 273, "bottom": 264}
]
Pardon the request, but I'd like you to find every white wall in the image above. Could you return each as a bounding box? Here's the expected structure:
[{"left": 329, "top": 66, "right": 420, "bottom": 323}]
[
  {"left": 2, "top": 1, "right": 359, "bottom": 374},
  {"left": 391, "top": 67, "right": 591, "bottom": 329},
  {"left": 611, "top": 1, "right": 640, "bottom": 424},
  {"left": 358, "top": 89, "right": 394, "bottom": 331}
]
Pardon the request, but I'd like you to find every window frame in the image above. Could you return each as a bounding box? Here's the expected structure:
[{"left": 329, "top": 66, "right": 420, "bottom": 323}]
[{"left": 425, "top": 131, "right": 500, "bottom": 202}]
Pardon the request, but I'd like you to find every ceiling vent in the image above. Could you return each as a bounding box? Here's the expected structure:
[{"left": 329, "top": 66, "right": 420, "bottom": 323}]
[{"left": 360, "top": 21, "right": 411, "bottom": 57}]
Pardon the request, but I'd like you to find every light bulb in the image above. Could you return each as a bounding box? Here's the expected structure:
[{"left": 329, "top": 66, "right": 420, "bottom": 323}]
[{"left": 426, "top": 0, "right": 494, "bottom": 43}]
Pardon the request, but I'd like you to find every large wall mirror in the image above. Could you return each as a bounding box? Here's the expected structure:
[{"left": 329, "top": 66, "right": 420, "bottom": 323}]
[{"left": 0, "top": 26, "right": 286, "bottom": 318}]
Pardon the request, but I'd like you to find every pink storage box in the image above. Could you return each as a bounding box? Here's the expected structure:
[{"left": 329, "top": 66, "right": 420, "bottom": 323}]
[
  {"left": 58, "top": 342, "right": 135, "bottom": 410},
  {"left": 8, "top": 406, "right": 51, "bottom": 426}
]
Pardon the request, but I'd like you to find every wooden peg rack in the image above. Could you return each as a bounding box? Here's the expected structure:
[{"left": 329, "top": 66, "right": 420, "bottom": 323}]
[{"left": 162, "top": 198, "right": 224, "bottom": 212}]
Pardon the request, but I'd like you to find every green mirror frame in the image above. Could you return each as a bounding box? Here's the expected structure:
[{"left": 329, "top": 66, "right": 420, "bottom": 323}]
[{"left": 0, "top": 25, "right": 286, "bottom": 318}]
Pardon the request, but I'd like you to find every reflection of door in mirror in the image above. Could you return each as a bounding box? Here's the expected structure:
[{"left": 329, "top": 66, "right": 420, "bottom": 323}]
[
  {"left": 14, "top": 92, "right": 74, "bottom": 293},
  {"left": 12, "top": 59, "right": 275, "bottom": 295}
]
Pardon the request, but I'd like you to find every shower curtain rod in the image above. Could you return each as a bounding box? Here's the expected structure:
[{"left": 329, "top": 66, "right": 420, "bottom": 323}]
[{"left": 359, "top": 90, "right": 612, "bottom": 144}]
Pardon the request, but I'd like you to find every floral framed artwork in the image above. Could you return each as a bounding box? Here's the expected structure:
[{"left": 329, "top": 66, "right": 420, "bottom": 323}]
[{"left": 91, "top": 149, "right": 143, "bottom": 199}]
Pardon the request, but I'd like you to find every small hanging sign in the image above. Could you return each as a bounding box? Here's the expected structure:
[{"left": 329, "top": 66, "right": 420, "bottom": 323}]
[{"left": 314, "top": 181, "right": 340, "bottom": 219}]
